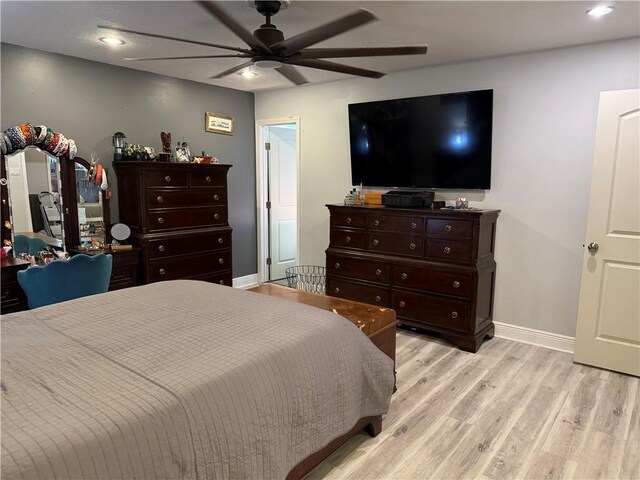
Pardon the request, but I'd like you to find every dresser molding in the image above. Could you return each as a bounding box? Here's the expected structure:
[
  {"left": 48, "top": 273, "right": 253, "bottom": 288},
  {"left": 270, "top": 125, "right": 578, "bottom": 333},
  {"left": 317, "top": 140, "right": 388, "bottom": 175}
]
[{"left": 326, "top": 204, "right": 499, "bottom": 352}]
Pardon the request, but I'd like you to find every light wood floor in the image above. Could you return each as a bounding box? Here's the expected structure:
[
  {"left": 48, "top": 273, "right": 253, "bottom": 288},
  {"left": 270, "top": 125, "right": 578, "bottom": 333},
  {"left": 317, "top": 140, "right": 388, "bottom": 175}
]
[{"left": 306, "top": 330, "right": 640, "bottom": 479}]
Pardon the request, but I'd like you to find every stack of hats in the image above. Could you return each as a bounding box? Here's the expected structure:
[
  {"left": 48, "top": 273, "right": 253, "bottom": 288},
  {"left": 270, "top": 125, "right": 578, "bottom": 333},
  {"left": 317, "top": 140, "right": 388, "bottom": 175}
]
[{"left": 0, "top": 123, "right": 77, "bottom": 159}]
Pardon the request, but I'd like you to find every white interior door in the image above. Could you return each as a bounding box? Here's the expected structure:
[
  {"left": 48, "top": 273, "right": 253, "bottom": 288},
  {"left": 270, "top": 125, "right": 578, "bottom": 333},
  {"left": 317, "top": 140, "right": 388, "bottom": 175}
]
[
  {"left": 267, "top": 125, "right": 297, "bottom": 280},
  {"left": 574, "top": 89, "right": 640, "bottom": 376}
]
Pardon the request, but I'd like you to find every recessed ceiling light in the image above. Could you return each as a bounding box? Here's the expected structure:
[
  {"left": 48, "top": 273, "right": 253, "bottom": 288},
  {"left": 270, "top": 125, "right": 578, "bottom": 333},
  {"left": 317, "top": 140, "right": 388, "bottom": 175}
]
[
  {"left": 586, "top": 5, "right": 614, "bottom": 17},
  {"left": 99, "top": 36, "right": 126, "bottom": 46},
  {"left": 238, "top": 70, "right": 258, "bottom": 79}
]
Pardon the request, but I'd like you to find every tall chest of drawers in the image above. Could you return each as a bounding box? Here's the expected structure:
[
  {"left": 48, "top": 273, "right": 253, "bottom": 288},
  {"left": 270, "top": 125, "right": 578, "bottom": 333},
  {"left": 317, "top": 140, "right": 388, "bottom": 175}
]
[
  {"left": 114, "top": 162, "right": 232, "bottom": 286},
  {"left": 326, "top": 204, "right": 499, "bottom": 352}
]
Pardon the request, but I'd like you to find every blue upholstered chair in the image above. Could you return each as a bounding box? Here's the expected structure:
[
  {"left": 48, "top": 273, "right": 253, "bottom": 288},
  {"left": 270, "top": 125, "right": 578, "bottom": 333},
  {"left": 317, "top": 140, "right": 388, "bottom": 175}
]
[
  {"left": 17, "top": 254, "right": 112, "bottom": 309},
  {"left": 13, "top": 234, "right": 48, "bottom": 256}
]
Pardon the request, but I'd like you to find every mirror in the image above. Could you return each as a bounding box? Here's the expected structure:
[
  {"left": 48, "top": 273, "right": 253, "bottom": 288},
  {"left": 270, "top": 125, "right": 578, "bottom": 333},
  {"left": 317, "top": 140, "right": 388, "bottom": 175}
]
[
  {"left": 75, "top": 163, "right": 105, "bottom": 247},
  {"left": 4, "top": 147, "right": 64, "bottom": 253}
]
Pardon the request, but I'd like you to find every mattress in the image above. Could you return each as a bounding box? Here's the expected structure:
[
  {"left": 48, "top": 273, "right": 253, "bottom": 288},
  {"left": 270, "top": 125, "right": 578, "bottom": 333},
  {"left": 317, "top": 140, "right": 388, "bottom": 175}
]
[{"left": 1, "top": 280, "right": 394, "bottom": 479}]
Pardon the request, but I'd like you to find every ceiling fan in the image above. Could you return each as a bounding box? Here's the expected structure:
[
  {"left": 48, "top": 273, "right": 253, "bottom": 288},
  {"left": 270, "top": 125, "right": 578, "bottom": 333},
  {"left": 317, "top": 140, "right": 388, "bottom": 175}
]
[{"left": 98, "top": 0, "right": 428, "bottom": 85}]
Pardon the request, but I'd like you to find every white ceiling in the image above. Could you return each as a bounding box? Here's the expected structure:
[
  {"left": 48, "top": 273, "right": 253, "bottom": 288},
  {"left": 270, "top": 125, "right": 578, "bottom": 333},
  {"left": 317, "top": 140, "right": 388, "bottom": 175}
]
[{"left": 1, "top": 1, "right": 638, "bottom": 92}]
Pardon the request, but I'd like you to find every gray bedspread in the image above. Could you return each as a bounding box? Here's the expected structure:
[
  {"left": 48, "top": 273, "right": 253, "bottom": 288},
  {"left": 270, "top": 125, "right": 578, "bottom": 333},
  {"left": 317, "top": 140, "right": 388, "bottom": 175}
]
[{"left": 1, "top": 280, "right": 394, "bottom": 479}]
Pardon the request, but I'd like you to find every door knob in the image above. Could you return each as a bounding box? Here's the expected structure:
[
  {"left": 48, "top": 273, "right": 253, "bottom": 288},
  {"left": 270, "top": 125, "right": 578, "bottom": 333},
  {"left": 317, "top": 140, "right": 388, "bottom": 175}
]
[{"left": 587, "top": 242, "right": 599, "bottom": 254}]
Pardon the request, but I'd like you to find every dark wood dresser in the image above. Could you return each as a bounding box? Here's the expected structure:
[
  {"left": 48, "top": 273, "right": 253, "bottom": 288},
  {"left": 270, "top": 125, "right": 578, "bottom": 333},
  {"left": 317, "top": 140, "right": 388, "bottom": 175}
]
[
  {"left": 326, "top": 204, "right": 499, "bottom": 352},
  {"left": 114, "top": 162, "right": 233, "bottom": 286},
  {"left": 1, "top": 257, "right": 29, "bottom": 314},
  {"left": 70, "top": 248, "right": 141, "bottom": 291}
]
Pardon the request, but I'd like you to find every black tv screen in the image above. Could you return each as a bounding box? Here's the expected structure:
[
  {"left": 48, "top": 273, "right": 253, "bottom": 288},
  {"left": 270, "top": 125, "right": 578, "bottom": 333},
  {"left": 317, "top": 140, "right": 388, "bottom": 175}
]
[{"left": 348, "top": 89, "right": 493, "bottom": 189}]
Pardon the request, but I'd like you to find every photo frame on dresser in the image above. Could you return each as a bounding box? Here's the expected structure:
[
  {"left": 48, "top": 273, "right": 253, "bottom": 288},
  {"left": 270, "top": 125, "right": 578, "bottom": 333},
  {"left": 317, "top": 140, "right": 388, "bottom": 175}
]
[{"left": 175, "top": 146, "right": 190, "bottom": 163}]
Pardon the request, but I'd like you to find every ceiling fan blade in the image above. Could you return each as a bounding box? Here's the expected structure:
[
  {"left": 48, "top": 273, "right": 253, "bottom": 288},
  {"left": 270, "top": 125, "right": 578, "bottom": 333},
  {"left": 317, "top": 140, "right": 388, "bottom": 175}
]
[
  {"left": 196, "top": 1, "right": 270, "bottom": 53},
  {"left": 97, "top": 25, "right": 249, "bottom": 54},
  {"left": 288, "top": 58, "right": 385, "bottom": 79},
  {"left": 271, "top": 9, "right": 376, "bottom": 54},
  {"left": 296, "top": 46, "right": 428, "bottom": 60},
  {"left": 209, "top": 60, "right": 255, "bottom": 79},
  {"left": 125, "top": 54, "right": 251, "bottom": 61},
  {"left": 275, "top": 65, "right": 309, "bottom": 85}
]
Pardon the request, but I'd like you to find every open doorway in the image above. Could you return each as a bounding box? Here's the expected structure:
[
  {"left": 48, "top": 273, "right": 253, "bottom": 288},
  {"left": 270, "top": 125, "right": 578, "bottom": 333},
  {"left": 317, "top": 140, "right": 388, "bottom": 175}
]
[{"left": 256, "top": 119, "right": 299, "bottom": 284}]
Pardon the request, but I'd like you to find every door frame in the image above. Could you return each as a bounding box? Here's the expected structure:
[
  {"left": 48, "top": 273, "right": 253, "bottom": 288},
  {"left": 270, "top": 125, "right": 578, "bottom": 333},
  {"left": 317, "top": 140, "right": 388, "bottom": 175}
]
[{"left": 255, "top": 117, "right": 301, "bottom": 284}]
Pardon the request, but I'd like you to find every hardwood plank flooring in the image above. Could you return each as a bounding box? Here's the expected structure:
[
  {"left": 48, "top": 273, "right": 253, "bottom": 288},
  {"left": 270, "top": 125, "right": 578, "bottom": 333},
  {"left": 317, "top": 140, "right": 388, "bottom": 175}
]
[{"left": 306, "top": 331, "right": 640, "bottom": 479}]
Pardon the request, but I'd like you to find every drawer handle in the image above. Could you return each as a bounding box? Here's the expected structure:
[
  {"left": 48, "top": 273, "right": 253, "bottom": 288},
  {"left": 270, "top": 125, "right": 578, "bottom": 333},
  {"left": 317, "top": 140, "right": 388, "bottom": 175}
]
[
  {"left": 401, "top": 272, "right": 408, "bottom": 280},
  {"left": 335, "top": 262, "right": 341, "bottom": 269},
  {"left": 218, "top": 237, "right": 224, "bottom": 244},
  {"left": 375, "top": 295, "right": 381, "bottom": 303},
  {"left": 158, "top": 245, "right": 165, "bottom": 252},
  {"left": 399, "top": 301, "right": 406, "bottom": 308},
  {"left": 345, "top": 236, "right": 352, "bottom": 243},
  {"left": 445, "top": 224, "right": 452, "bottom": 232},
  {"left": 409, "top": 242, "right": 416, "bottom": 250},
  {"left": 334, "top": 287, "right": 340, "bottom": 294},
  {"left": 451, "top": 311, "right": 458, "bottom": 319},
  {"left": 373, "top": 219, "right": 380, "bottom": 226},
  {"left": 214, "top": 213, "right": 220, "bottom": 220},
  {"left": 375, "top": 268, "right": 382, "bottom": 276},
  {"left": 165, "top": 176, "right": 171, "bottom": 183},
  {"left": 453, "top": 280, "right": 460, "bottom": 288},
  {"left": 218, "top": 258, "right": 224, "bottom": 264},
  {"left": 157, "top": 217, "right": 164, "bottom": 224},
  {"left": 444, "top": 246, "right": 451, "bottom": 254},
  {"left": 372, "top": 239, "right": 379, "bottom": 246},
  {"left": 213, "top": 194, "right": 220, "bottom": 201},
  {"left": 157, "top": 196, "right": 164, "bottom": 203},
  {"left": 159, "top": 268, "right": 166, "bottom": 275},
  {"left": 205, "top": 176, "right": 211, "bottom": 183},
  {"left": 411, "top": 222, "right": 417, "bottom": 229},
  {"left": 346, "top": 217, "right": 352, "bottom": 224},
  {"left": 219, "top": 280, "right": 225, "bottom": 285}
]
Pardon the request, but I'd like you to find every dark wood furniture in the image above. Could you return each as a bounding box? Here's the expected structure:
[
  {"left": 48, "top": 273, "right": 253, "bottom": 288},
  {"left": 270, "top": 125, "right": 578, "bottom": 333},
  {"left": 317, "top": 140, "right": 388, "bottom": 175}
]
[
  {"left": 1, "top": 257, "right": 29, "bottom": 314},
  {"left": 326, "top": 204, "right": 499, "bottom": 352},
  {"left": 114, "top": 162, "right": 233, "bottom": 286},
  {"left": 70, "top": 248, "right": 141, "bottom": 291},
  {"left": 248, "top": 283, "right": 397, "bottom": 362}
]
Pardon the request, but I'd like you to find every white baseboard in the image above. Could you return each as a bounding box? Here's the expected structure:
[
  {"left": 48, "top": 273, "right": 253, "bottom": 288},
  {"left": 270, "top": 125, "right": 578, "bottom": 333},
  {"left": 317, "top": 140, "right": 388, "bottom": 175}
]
[
  {"left": 494, "top": 321, "right": 575, "bottom": 354},
  {"left": 233, "top": 273, "right": 259, "bottom": 290}
]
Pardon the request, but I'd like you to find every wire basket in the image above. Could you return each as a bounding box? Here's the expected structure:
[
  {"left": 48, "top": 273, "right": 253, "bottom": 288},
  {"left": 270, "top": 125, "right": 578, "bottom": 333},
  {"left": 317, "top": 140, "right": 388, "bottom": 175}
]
[{"left": 285, "top": 265, "right": 326, "bottom": 294}]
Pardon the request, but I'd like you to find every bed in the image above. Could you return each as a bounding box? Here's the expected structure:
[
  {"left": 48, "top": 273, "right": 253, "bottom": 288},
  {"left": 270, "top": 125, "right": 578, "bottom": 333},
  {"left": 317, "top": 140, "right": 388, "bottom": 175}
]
[{"left": 1, "top": 280, "right": 394, "bottom": 479}]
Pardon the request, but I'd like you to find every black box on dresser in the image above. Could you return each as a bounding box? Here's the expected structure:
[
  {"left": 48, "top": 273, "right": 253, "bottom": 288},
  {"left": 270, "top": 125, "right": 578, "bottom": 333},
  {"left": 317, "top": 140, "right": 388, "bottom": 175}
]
[
  {"left": 326, "top": 204, "right": 499, "bottom": 352},
  {"left": 114, "top": 162, "right": 233, "bottom": 287}
]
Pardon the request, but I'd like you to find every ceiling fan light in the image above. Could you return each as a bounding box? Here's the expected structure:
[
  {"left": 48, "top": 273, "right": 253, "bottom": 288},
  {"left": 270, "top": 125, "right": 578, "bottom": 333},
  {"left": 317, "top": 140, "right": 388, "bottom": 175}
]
[
  {"left": 238, "top": 69, "right": 258, "bottom": 78},
  {"left": 586, "top": 5, "right": 614, "bottom": 17},
  {"left": 99, "top": 36, "right": 126, "bottom": 46},
  {"left": 253, "top": 59, "right": 283, "bottom": 69}
]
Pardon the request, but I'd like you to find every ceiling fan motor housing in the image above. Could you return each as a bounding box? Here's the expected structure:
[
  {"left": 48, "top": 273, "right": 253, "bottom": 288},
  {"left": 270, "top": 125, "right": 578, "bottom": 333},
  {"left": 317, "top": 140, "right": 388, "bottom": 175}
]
[{"left": 254, "top": 24, "right": 285, "bottom": 48}]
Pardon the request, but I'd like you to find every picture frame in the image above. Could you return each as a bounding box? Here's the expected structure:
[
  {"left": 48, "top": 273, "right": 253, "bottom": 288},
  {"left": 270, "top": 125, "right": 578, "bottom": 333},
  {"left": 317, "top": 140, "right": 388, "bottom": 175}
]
[
  {"left": 175, "top": 146, "right": 190, "bottom": 163},
  {"left": 205, "top": 112, "right": 234, "bottom": 135}
]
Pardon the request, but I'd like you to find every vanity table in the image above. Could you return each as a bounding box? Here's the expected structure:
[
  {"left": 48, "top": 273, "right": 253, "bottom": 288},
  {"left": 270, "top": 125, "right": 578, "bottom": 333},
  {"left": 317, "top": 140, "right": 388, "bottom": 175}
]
[
  {"left": 69, "top": 247, "right": 141, "bottom": 291},
  {"left": 0, "top": 257, "right": 29, "bottom": 314}
]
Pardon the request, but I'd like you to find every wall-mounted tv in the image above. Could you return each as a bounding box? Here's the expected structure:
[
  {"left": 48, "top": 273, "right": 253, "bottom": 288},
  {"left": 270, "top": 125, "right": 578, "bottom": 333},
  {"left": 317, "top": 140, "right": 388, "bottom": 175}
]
[{"left": 348, "top": 89, "right": 493, "bottom": 190}]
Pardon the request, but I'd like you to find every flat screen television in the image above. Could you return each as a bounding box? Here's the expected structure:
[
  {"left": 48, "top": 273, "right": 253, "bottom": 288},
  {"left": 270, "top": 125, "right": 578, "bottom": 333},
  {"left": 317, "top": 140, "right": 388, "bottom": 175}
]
[{"left": 348, "top": 89, "right": 493, "bottom": 190}]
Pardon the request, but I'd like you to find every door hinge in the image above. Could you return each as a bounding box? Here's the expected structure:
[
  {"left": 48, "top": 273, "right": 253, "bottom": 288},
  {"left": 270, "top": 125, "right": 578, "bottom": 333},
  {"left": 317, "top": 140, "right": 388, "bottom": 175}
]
[
  {"left": 265, "top": 142, "right": 271, "bottom": 151},
  {"left": 266, "top": 201, "right": 271, "bottom": 209},
  {"left": 266, "top": 257, "right": 272, "bottom": 265}
]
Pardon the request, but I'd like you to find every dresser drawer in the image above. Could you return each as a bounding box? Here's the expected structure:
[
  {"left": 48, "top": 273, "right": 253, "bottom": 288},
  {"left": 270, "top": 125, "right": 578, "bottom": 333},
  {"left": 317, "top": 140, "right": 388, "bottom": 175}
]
[
  {"left": 368, "top": 214, "right": 424, "bottom": 233},
  {"left": 330, "top": 211, "right": 367, "bottom": 228},
  {"left": 191, "top": 270, "right": 233, "bottom": 286},
  {"left": 327, "top": 253, "right": 390, "bottom": 284},
  {"left": 148, "top": 207, "right": 227, "bottom": 232},
  {"left": 330, "top": 229, "right": 367, "bottom": 250},
  {"left": 145, "top": 170, "right": 189, "bottom": 188},
  {"left": 327, "top": 277, "right": 389, "bottom": 307},
  {"left": 1, "top": 281, "right": 28, "bottom": 313},
  {"left": 148, "top": 250, "right": 231, "bottom": 282},
  {"left": 425, "top": 239, "right": 473, "bottom": 264},
  {"left": 369, "top": 232, "right": 423, "bottom": 258},
  {"left": 426, "top": 219, "right": 473, "bottom": 239},
  {"left": 392, "top": 290, "right": 470, "bottom": 333},
  {"left": 393, "top": 264, "right": 473, "bottom": 299},
  {"left": 190, "top": 170, "right": 227, "bottom": 187},
  {"left": 146, "top": 230, "right": 231, "bottom": 259},
  {"left": 109, "top": 264, "right": 139, "bottom": 291},
  {"left": 147, "top": 188, "right": 226, "bottom": 209}
]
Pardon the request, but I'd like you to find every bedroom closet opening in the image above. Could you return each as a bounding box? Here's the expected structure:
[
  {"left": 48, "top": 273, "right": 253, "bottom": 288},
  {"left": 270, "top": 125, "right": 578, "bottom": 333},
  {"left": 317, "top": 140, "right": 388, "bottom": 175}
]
[{"left": 257, "top": 120, "right": 299, "bottom": 283}]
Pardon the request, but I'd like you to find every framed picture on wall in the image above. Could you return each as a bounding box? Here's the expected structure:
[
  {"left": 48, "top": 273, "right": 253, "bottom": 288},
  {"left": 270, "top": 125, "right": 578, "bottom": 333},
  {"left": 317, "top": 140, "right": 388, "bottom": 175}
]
[{"left": 205, "top": 112, "right": 234, "bottom": 135}]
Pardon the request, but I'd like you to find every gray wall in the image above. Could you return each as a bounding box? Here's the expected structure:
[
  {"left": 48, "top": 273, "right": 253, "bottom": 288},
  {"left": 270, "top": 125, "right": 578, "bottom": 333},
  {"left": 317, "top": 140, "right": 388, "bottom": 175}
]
[
  {"left": 1, "top": 43, "right": 257, "bottom": 277},
  {"left": 256, "top": 38, "right": 640, "bottom": 338}
]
